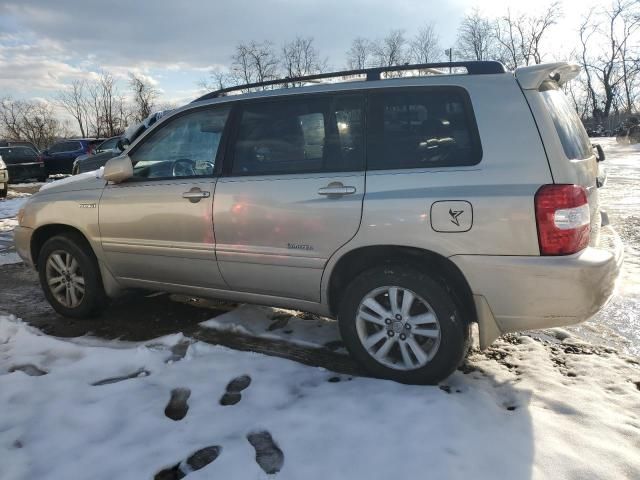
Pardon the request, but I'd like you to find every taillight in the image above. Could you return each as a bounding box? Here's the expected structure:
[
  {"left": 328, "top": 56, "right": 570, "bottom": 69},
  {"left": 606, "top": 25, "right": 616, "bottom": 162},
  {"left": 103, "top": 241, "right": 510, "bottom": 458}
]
[{"left": 535, "top": 184, "right": 590, "bottom": 255}]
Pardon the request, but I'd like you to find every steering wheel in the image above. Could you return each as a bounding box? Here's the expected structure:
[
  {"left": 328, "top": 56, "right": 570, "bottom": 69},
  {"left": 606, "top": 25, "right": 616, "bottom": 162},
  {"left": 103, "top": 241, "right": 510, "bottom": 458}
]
[{"left": 172, "top": 158, "right": 196, "bottom": 177}]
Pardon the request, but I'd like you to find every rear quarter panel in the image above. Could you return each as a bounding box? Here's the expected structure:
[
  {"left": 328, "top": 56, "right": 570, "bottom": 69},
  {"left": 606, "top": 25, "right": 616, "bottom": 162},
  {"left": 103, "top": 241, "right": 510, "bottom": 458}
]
[{"left": 321, "top": 74, "right": 552, "bottom": 299}]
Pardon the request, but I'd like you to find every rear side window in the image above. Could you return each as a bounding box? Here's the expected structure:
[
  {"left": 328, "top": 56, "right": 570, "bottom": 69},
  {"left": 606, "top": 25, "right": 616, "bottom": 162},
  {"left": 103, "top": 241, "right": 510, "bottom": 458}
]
[
  {"left": 367, "top": 88, "right": 482, "bottom": 170},
  {"left": 540, "top": 85, "right": 592, "bottom": 160},
  {"left": 231, "top": 95, "right": 364, "bottom": 175}
]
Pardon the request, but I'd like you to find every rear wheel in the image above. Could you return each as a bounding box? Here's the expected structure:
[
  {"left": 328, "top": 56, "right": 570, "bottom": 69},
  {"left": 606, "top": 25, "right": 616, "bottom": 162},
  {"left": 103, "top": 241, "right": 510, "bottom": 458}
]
[
  {"left": 38, "top": 233, "right": 107, "bottom": 318},
  {"left": 0, "top": 185, "right": 7, "bottom": 198},
  {"left": 339, "top": 265, "right": 469, "bottom": 384}
]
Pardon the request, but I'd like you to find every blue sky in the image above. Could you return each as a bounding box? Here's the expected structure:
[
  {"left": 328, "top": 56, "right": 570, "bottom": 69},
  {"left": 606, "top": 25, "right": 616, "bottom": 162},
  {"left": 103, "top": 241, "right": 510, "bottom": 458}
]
[{"left": 0, "top": 0, "right": 604, "bottom": 107}]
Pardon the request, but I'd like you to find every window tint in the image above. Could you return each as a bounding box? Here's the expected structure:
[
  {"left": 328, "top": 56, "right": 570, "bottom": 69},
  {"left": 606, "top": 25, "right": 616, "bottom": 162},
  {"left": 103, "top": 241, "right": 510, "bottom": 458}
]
[
  {"left": 231, "top": 95, "right": 364, "bottom": 175},
  {"left": 98, "top": 138, "right": 119, "bottom": 152},
  {"left": 540, "top": 85, "right": 592, "bottom": 160},
  {"left": 368, "top": 89, "right": 481, "bottom": 170},
  {"left": 130, "top": 107, "right": 230, "bottom": 179}
]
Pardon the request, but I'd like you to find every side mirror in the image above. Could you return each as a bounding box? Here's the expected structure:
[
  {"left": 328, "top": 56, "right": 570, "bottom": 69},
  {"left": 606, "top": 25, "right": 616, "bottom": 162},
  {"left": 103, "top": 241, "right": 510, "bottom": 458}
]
[
  {"left": 593, "top": 144, "right": 605, "bottom": 162},
  {"left": 103, "top": 155, "right": 133, "bottom": 183},
  {"left": 116, "top": 138, "right": 130, "bottom": 152}
]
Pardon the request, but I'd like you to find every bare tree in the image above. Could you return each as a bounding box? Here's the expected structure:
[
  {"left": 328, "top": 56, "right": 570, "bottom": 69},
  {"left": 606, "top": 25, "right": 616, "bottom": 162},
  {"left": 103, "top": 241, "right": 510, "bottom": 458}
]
[
  {"left": 231, "top": 40, "right": 279, "bottom": 88},
  {"left": 198, "top": 67, "right": 234, "bottom": 92},
  {"left": 346, "top": 37, "right": 372, "bottom": 69},
  {"left": 372, "top": 30, "right": 409, "bottom": 68},
  {"left": 57, "top": 80, "right": 89, "bottom": 137},
  {"left": 85, "top": 72, "right": 129, "bottom": 137},
  {"left": 410, "top": 23, "right": 441, "bottom": 63},
  {"left": 281, "top": 36, "right": 326, "bottom": 84},
  {"left": 493, "top": 2, "right": 562, "bottom": 70},
  {"left": 0, "top": 97, "right": 65, "bottom": 149},
  {"left": 456, "top": 9, "right": 496, "bottom": 61},
  {"left": 129, "top": 73, "right": 158, "bottom": 123},
  {"left": 579, "top": 0, "right": 640, "bottom": 117}
]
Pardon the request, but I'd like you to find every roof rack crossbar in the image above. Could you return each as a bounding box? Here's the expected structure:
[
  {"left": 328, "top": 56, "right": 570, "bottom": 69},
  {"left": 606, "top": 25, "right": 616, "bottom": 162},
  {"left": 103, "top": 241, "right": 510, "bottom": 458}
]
[{"left": 194, "top": 61, "right": 506, "bottom": 102}]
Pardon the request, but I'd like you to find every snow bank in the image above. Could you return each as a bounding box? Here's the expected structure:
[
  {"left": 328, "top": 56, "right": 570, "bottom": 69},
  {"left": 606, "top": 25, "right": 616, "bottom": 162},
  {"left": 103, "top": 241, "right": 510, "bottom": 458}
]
[{"left": 1, "top": 315, "right": 638, "bottom": 480}]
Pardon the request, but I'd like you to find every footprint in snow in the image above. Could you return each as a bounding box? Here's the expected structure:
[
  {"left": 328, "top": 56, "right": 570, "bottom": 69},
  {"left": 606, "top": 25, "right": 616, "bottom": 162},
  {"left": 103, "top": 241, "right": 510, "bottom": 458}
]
[
  {"left": 154, "top": 445, "right": 222, "bottom": 479},
  {"left": 8, "top": 364, "right": 47, "bottom": 376},
  {"left": 165, "top": 388, "right": 191, "bottom": 421},
  {"left": 247, "top": 431, "right": 284, "bottom": 475},
  {"left": 219, "top": 375, "right": 252, "bottom": 406}
]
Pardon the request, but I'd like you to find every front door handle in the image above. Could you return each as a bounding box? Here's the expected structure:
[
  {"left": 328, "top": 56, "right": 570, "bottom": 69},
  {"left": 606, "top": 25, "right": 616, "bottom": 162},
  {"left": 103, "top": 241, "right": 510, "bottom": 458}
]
[
  {"left": 318, "top": 182, "right": 357, "bottom": 197},
  {"left": 182, "top": 188, "right": 210, "bottom": 203}
]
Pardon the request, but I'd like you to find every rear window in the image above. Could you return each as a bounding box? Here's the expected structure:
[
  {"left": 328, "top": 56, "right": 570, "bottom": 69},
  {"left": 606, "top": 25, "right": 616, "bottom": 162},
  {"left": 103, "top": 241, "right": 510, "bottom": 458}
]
[
  {"left": 367, "top": 88, "right": 482, "bottom": 170},
  {"left": 0, "top": 147, "right": 37, "bottom": 163},
  {"left": 540, "top": 85, "right": 592, "bottom": 160}
]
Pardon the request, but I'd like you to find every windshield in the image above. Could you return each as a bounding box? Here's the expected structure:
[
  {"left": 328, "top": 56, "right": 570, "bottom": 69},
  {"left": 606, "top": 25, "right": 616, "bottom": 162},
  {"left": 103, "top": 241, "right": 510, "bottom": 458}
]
[{"left": 540, "top": 84, "right": 592, "bottom": 160}]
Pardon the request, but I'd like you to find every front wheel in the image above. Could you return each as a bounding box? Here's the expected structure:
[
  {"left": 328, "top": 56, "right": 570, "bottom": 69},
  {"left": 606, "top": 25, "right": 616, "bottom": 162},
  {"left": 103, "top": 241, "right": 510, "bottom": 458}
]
[
  {"left": 339, "top": 265, "right": 469, "bottom": 384},
  {"left": 38, "top": 233, "right": 107, "bottom": 318}
]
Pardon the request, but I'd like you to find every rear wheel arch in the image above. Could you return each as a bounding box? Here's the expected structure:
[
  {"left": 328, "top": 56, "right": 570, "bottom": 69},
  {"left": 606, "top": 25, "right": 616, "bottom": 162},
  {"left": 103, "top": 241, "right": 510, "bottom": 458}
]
[{"left": 326, "top": 245, "right": 477, "bottom": 326}]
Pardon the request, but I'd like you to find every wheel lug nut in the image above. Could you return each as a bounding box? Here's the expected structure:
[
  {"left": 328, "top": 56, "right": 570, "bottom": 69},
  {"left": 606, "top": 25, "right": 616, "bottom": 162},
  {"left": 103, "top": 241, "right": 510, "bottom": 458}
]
[
  {"left": 395, "top": 314, "right": 402, "bottom": 320},
  {"left": 405, "top": 324, "right": 411, "bottom": 330},
  {"left": 400, "top": 334, "right": 406, "bottom": 340},
  {"left": 385, "top": 318, "right": 392, "bottom": 325},
  {"left": 388, "top": 330, "right": 395, "bottom": 337}
]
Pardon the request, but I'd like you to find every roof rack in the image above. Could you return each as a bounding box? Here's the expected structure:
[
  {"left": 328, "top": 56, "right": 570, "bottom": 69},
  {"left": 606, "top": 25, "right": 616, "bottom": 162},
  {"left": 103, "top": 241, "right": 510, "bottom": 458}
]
[{"left": 194, "top": 61, "right": 507, "bottom": 102}]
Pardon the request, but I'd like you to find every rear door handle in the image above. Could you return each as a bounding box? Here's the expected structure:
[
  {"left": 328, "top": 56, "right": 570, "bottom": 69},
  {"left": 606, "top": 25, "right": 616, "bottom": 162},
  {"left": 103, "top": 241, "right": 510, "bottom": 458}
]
[
  {"left": 182, "top": 188, "right": 210, "bottom": 203},
  {"left": 318, "top": 184, "right": 356, "bottom": 197}
]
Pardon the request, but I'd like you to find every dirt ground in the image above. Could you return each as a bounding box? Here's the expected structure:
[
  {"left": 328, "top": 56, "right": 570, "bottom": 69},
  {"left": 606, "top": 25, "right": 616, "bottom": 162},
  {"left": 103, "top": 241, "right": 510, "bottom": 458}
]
[{"left": 0, "top": 261, "right": 361, "bottom": 375}]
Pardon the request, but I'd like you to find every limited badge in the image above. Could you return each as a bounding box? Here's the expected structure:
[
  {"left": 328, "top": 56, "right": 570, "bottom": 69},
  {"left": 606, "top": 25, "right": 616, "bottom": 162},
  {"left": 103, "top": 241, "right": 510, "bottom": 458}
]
[{"left": 429, "top": 201, "right": 473, "bottom": 232}]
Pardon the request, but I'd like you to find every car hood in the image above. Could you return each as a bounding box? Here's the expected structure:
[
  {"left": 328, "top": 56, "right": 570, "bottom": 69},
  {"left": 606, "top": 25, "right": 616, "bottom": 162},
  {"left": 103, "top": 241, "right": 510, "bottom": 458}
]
[{"left": 38, "top": 170, "right": 106, "bottom": 195}]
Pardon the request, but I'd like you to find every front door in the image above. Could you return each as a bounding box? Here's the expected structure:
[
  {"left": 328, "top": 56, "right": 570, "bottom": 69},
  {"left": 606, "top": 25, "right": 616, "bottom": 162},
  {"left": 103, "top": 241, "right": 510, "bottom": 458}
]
[
  {"left": 99, "top": 106, "right": 231, "bottom": 289},
  {"left": 214, "top": 94, "right": 366, "bottom": 302}
]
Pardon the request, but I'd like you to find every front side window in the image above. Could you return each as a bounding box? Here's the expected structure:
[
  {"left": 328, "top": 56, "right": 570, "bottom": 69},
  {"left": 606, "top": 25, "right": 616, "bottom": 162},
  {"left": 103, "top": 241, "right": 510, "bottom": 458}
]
[
  {"left": 368, "top": 88, "right": 482, "bottom": 170},
  {"left": 231, "top": 95, "right": 364, "bottom": 175},
  {"left": 130, "top": 107, "right": 230, "bottom": 179},
  {"left": 97, "top": 138, "right": 119, "bottom": 152},
  {"left": 540, "top": 84, "right": 592, "bottom": 160}
]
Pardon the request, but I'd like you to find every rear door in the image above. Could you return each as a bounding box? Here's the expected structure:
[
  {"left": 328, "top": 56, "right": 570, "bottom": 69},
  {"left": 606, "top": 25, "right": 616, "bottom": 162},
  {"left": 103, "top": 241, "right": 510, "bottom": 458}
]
[{"left": 213, "top": 93, "right": 365, "bottom": 301}]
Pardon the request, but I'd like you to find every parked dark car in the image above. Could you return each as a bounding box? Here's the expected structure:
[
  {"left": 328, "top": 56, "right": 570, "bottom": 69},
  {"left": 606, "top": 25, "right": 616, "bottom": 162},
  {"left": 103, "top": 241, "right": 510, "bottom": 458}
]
[
  {"left": 0, "top": 146, "right": 46, "bottom": 183},
  {"left": 0, "top": 139, "right": 40, "bottom": 153},
  {"left": 40, "top": 139, "right": 103, "bottom": 175},
  {"left": 70, "top": 112, "right": 173, "bottom": 175},
  {"left": 72, "top": 137, "right": 122, "bottom": 175}
]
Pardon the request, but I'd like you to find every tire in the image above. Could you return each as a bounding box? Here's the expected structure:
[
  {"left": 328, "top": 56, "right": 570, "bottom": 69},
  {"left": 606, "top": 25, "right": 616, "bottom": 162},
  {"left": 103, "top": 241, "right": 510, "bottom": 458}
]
[
  {"left": 0, "top": 185, "right": 7, "bottom": 198},
  {"left": 38, "top": 233, "right": 107, "bottom": 318},
  {"left": 37, "top": 175, "right": 47, "bottom": 183},
  {"left": 338, "top": 265, "right": 470, "bottom": 384}
]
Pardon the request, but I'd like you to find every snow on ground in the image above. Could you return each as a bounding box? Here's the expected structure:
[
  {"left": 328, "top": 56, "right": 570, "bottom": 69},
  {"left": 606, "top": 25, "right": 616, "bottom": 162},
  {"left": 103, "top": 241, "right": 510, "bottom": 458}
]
[
  {"left": 574, "top": 138, "right": 640, "bottom": 355},
  {"left": 201, "top": 305, "right": 345, "bottom": 351},
  {"left": 1, "top": 315, "right": 639, "bottom": 480}
]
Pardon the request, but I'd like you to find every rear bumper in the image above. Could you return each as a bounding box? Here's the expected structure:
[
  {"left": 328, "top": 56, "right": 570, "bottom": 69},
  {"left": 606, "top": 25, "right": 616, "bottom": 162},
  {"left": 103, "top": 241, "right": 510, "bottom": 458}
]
[
  {"left": 14, "top": 226, "right": 34, "bottom": 267},
  {"left": 44, "top": 157, "right": 75, "bottom": 175},
  {"left": 451, "top": 225, "right": 623, "bottom": 336},
  {"left": 7, "top": 163, "right": 46, "bottom": 182}
]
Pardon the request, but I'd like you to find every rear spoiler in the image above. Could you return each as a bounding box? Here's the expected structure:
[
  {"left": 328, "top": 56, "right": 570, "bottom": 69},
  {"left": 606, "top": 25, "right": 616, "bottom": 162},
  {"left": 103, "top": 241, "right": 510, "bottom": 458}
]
[{"left": 515, "top": 62, "right": 581, "bottom": 90}]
